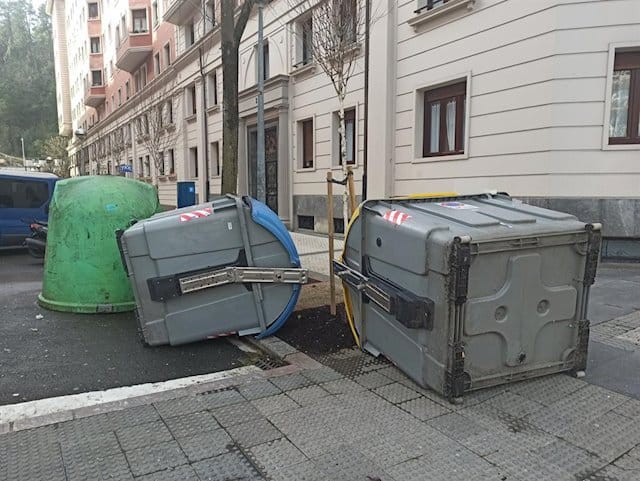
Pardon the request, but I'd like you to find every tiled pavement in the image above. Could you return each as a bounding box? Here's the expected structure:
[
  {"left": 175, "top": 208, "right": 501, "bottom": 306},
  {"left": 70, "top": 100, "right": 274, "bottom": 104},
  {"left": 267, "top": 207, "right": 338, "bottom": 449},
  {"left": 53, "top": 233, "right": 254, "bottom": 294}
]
[
  {"left": 289, "top": 231, "right": 343, "bottom": 280},
  {"left": 3, "top": 337, "right": 640, "bottom": 481}
]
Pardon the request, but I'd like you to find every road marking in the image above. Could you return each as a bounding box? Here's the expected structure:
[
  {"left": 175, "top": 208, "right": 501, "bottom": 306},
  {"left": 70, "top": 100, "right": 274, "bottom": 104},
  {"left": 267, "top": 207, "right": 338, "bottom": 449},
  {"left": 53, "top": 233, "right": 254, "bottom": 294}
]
[{"left": 0, "top": 365, "right": 259, "bottom": 425}]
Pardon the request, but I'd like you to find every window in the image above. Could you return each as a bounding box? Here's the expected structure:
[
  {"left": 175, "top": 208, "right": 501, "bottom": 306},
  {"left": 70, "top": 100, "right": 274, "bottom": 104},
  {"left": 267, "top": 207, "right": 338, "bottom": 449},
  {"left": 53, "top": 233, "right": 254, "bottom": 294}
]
[
  {"left": 125, "top": 81, "right": 130, "bottom": 99},
  {"left": 168, "top": 149, "right": 175, "bottom": 175},
  {"left": 163, "top": 43, "right": 171, "bottom": 66},
  {"left": 186, "top": 84, "right": 197, "bottom": 116},
  {"left": 158, "top": 151, "right": 165, "bottom": 175},
  {"left": 87, "top": 2, "right": 98, "bottom": 19},
  {"left": 186, "top": 21, "right": 195, "bottom": 47},
  {"left": 300, "top": 118, "right": 314, "bottom": 168},
  {"left": 166, "top": 99, "right": 174, "bottom": 124},
  {"left": 417, "top": 0, "right": 450, "bottom": 12},
  {"left": 90, "top": 37, "right": 101, "bottom": 53},
  {"left": 189, "top": 147, "right": 198, "bottom": 177},
  {"left": 132, "top": 9, "right": 148, "bottom": 33},
  {"left": 0, "top": 179, "right": 49, "bottom": 208},
  {"left": 152, "top": 1, "right": 159, "bottom": 27},
  {"left": 301, "top": 17, "right": 312, "bottom": 65},
  {"left": 206, "top": 0, "right": 216, "bottom": 30},
  {"left": 423, "top": 80, "right": 466, "bottom": 157},
  {"left": 210, "top": 141, "right": 220, "bottom": 176},
  {"left": 154, "top": 52, "right": 161, "bottom": 74},
  {"left": 111, "top": 94, "right": 115, "bottom": 110},
  {"left": 115, "top": 25, "right": 120, "bottom": 47},
  {"left": 338, "top": 108, "right": 356, "bottom": 165},
  {"left": 141, "top": 65, "right": 147, "bottom": 87},
  {"left": 138, "top": 156, "right": 143, "bottom": 176},
  {"left": 207, "top": 71, "right": 218, "bottom": 107},
  {"left": 134, "top": 71, "right": 141, "bottom": 92},
  {"left": 144, "top": 155, "right": 150, "bottom": 177},
  {"left": 609, "top": 51, "right": 640, "bottom": 144},
  {"left": 91, "top": 69, "right": 103, "bottom": 86},
  {"left": 158, "top": 103, "right": 164, "bottom": 128},
  {"left": 258, "top": 42, "right": 270, "bottom": 82},
  {"left": 297, "top": 215, "right": 314, "bottom": 230},
  {"left": 341, "top": 0, "right": 357, "bottom": 44},
  {"left": 118, "top": 88, "right": 122, "bottom": 106}
]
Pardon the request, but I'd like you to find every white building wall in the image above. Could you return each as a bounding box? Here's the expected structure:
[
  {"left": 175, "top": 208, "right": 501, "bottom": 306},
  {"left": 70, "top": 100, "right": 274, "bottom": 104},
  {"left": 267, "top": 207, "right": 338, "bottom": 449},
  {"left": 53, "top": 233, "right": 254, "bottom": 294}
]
[{"left": 389, "top": 0, "right": 640, "bottom": 198}]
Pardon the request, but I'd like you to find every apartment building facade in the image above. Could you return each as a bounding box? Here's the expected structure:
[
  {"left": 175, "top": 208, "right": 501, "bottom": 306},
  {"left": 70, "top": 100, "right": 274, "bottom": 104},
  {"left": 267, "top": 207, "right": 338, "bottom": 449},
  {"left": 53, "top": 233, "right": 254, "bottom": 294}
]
[{"left": 49, "top": 0, "right": 640, "bottom": 258}]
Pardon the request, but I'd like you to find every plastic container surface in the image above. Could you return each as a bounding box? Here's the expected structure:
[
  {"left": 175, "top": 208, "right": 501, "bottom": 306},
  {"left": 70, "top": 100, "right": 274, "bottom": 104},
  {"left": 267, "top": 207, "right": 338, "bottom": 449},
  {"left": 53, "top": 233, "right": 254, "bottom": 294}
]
[
  {"left": 336, "top": 193, "right": 601, "bottom": 400},
  {"left": 38, "top": 176, "right": 159, "bottom": 313},
  {"left": 119, "top": 195, "right": 306, "bottom": 346}
]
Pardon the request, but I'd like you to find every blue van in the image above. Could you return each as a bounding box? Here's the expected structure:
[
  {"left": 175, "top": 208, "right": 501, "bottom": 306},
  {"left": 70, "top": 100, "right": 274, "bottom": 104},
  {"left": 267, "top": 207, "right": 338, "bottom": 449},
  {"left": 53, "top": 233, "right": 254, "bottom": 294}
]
[{"left": 0, "top": 170, "right": 58, "bottom": 247}]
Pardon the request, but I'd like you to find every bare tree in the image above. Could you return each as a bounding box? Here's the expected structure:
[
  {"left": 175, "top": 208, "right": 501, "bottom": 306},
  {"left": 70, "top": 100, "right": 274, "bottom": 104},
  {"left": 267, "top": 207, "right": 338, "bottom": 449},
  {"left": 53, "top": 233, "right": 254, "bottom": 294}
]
[
  {"left": 221, "top": 0, "right": 255, "bottom": 194},
  {"left": 88, "top": 129, "right": 105, "bottom": 175},
  {"left": 291, "top": 0, "right": 368, "bottom": 223},
  {"left": 133, "top": 87, "right": 182, "bottom": 186},
  {"left": 108, "top": 127, "right": 127, "bottom": 175}
]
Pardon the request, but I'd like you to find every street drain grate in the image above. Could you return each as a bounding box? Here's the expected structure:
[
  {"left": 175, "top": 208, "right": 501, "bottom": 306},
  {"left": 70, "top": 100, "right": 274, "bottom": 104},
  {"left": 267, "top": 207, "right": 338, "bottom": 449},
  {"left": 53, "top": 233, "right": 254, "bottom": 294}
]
[{"left": 254, "top": 355, "right": 288, "bottom": 370}]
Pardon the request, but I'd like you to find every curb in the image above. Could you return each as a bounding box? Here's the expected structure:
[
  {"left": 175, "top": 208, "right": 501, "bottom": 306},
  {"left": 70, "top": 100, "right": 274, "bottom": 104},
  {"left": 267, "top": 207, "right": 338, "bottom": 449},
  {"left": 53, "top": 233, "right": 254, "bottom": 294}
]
[{"left": 0, "top": 335, "right": 323, "bottom": 436}]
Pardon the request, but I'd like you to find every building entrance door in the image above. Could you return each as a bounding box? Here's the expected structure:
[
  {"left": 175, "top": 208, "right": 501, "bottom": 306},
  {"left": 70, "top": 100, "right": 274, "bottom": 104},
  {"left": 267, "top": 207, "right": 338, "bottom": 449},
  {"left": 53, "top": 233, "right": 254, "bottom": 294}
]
[{"left": 248, "top": 123, "right": 278, "bottom": 213}]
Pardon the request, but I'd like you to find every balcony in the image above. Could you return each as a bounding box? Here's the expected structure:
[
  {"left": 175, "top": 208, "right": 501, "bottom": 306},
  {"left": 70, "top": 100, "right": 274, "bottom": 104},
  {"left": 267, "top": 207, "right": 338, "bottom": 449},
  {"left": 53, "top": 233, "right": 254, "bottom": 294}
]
[
  {"left": 116, "top": 32, "right": 153, "bottom": 72},
  {"left": 163, "top": 0, "right": 196, "bottom": 25},
  {"left": 84, "top": 85, "right": 106, "bottom": 107}
]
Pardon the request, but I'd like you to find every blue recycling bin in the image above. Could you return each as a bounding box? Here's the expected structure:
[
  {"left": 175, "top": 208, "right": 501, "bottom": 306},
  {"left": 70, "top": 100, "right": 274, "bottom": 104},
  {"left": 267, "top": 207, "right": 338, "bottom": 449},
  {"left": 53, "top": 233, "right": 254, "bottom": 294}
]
[{"left": 177, "top": 181, "right": 196, "bottom": 208}]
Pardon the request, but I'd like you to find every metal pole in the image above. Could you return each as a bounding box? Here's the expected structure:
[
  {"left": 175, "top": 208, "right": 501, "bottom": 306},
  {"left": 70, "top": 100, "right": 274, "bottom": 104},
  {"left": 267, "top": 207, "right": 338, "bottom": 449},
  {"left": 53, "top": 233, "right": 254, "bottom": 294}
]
[
  {"left": 21, "top": 137, "right": 26, "bottom": 171},
  {"left": 327, "top": 171, "right": 336, "bottom": 316},
  {"left": 256, "top": 0, "right": 266, "bottom": 204},
  {"left": 362, "top": 0, "right": 370, "bottom": 200}
]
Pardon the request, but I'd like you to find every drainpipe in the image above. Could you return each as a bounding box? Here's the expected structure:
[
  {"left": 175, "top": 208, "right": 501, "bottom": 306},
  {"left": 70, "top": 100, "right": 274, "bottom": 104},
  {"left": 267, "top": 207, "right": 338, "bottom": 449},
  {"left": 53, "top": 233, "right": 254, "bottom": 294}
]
[{"left": 362, "top": 0, "right": 370, "bottom": 201}]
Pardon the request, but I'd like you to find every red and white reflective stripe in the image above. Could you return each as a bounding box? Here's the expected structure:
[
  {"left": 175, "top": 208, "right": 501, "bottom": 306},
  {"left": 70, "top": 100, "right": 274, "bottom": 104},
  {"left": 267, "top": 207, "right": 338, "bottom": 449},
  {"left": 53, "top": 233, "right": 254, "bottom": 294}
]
[
  {"left": 206, "top": 331, "right": 235, "bottom": 339},
  {"left": 383, "top": 209, "right": 411, "bottom": 225},
  {"left": 179, "top": 207, "right": 213, "bottom": 222}
]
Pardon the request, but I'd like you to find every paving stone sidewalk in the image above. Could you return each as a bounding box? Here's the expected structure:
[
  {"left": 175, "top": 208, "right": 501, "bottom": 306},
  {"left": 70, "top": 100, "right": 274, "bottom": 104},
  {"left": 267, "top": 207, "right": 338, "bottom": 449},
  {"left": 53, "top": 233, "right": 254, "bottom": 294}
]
[{"left": 3, "top": 334, "right": 640, "bottom": 481}]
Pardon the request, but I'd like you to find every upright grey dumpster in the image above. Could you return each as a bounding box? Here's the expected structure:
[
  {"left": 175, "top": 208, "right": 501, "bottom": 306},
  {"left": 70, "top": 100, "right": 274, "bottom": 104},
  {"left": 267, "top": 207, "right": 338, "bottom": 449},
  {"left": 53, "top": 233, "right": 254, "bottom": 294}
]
[
  {"left": 118, "top": 195, "right": 307, "bottom": 346},
  {"left": 335, "top": 193, "right": 601, "bottom": 400}
]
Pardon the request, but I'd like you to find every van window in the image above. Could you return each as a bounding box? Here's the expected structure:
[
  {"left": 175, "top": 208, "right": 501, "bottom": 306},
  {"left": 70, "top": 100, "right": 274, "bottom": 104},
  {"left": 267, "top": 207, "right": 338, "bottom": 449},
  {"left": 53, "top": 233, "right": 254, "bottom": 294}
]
[{"left": 0, "top": 178, "right": 50, "bottom": 208}]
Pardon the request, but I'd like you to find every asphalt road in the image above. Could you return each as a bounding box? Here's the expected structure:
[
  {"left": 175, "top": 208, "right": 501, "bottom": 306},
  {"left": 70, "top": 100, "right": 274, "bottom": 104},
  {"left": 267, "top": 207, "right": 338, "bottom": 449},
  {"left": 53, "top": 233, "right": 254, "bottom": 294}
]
[{"left": 0, "top": 249, "right": 254, "bottom": 405}]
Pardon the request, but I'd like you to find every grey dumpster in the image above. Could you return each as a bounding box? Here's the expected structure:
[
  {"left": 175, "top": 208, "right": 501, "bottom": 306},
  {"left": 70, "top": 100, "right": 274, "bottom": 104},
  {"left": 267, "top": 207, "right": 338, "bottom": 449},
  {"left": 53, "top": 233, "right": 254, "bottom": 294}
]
[
  {"left": 118, "top": 195, "right": 307, "bottom": 346},
  {"left": 335, "top": 193, "right": 601, "bottom": 400}
]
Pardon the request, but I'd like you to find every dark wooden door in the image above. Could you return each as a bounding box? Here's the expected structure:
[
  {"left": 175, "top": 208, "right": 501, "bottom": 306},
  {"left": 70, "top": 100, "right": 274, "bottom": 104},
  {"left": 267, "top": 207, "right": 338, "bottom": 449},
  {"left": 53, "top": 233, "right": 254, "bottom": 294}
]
[{"left": 248, "top": 124, "right": 278, "bottom": 213}]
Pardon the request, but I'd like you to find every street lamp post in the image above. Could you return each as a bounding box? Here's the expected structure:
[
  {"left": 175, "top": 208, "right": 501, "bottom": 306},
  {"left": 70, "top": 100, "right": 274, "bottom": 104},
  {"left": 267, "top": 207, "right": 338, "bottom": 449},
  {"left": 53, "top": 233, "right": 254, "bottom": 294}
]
[
  {"left": 256, "top": 0, "right": 266, "bottom": 204},
  {"left": 21, "top": 137, "right": 26, "bottom": 171}
]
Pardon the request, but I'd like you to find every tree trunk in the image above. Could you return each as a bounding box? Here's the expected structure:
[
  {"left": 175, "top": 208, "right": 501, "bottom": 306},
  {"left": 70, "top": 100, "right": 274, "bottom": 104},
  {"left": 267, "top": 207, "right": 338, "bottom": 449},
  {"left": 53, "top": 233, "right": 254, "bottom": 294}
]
[
  {"left": 338, "top": 91, "right": 349, "bottom": 226},
  {"left": 221, "top": 41, "right": 240, "bottom": 194}
]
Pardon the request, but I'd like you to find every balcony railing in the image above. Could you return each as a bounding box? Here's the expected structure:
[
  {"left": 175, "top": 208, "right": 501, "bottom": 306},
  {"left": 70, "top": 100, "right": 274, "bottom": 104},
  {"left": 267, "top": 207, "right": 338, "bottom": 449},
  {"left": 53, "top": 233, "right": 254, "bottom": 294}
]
[{"left": 115, "top": 31, "right": 153, "bottom": 72}]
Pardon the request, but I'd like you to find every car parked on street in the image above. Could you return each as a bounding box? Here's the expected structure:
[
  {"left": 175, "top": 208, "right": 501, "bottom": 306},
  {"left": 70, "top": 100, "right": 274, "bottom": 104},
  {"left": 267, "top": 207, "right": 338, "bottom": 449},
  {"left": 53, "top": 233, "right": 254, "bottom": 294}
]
[{"left": 0, "top": 170, "right": 57, "bottom": 248}]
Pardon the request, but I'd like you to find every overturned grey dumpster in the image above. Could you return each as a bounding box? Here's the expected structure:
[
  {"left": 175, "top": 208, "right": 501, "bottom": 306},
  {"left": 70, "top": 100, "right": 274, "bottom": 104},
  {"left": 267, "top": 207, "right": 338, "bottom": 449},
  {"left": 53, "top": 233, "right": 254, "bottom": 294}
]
[
  {"left": 335, "top": 193, "right": 601, "bottom": 401},
  {"left": 118, "top": 195, "right": 307, "bottom": 346}
]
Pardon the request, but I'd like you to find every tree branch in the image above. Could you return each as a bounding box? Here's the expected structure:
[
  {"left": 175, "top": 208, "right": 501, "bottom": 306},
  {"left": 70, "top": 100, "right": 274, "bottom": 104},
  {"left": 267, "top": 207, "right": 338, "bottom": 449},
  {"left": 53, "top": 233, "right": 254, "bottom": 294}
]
[{"left": 235, "top": 0, "right": 255, "bottom": 44}]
